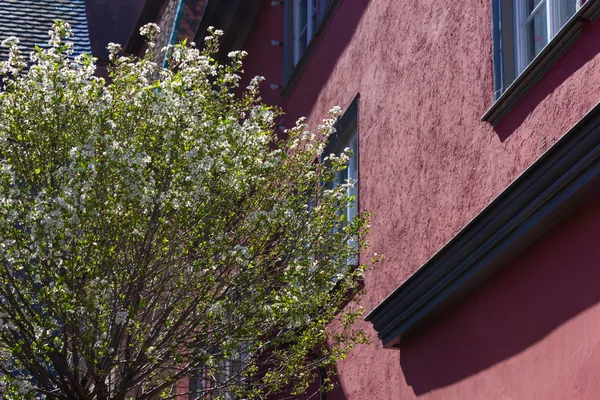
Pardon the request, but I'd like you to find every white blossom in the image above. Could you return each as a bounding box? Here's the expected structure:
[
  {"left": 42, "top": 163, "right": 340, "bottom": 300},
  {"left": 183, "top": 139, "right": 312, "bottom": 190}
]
[
  {"left": 0, "top": 21, "right": 375, "bottom": 399},
  {"left": 139, "top": 22, "right": 160, "bottom": 38}
]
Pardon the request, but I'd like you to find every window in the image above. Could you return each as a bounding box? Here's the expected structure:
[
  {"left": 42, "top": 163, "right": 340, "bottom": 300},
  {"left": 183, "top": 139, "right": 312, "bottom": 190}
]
[
  {"left": 188, "top": 303, "right": 248, "bottom": 400},
  {"left": 484, "top": 0, "right": 599, "bottom": 124},
  {"left": 333, "top": 128, "right": 358, "bottom": 228},
  {"left": 188, "top": 367, "right": 207, "bottom": 400},
  {"left": 322, "top": 95, "right": 359, "bottom": 264},
  {"left": 188, "top": 350, "right": 247, "bottom": 399},
  {"left": 291, "top": 0, "right": 332, "bottom": 65},
  {"left": 515, "top": 0, "right": 580, "bottom": 72},
  {"left": 284, "top": 0, "right": 335, "bottom": 83},
  {"left": 492, "top": 0, "right": 582, "bottom": 99}
]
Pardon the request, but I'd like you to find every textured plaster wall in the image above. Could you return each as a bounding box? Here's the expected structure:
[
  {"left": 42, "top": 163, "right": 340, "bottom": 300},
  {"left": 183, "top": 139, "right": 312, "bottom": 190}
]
[{"left": 240, "top": 0, "right": 600, "bottom": 398}]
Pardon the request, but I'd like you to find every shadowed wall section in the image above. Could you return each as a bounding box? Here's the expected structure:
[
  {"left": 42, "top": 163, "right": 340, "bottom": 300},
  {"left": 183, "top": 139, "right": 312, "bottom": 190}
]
[{"left": 400, "top": 189, "right": 600, "bottom": 399}]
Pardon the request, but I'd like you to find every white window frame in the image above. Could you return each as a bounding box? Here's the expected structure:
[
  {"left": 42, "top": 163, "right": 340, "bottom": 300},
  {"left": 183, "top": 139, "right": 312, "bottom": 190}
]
[{"left": 514, "top": 0, "right": 581, "bottom": 74}]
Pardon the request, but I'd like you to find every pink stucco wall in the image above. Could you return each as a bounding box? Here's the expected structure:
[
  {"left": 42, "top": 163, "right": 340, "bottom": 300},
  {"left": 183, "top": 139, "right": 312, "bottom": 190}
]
[{"left": 241, "top": 0, "right": 600, "bottom": 398}]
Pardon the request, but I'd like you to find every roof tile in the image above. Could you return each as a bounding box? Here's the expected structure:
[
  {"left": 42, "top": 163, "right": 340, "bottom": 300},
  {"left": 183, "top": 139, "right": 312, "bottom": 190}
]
[{"left": 0, "top": 0, "right": 91, "bottom": 60}]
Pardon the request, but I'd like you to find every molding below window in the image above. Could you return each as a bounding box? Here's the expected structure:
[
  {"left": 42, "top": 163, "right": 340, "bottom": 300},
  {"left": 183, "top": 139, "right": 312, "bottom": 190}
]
[
  {"left": 280, "top": 0, "right": 342, "bottom": 98},
  {"left": 482, "top": 0, "right": 600, "bottom": 126},
  {"left": 367, "top": 101, "right": 600, "bottom": 348}
]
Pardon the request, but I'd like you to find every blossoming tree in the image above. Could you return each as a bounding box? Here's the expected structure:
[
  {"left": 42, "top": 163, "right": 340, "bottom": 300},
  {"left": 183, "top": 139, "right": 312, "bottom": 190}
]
[{"left": 0, "top": 22, "right": 374, "bottom": 399}]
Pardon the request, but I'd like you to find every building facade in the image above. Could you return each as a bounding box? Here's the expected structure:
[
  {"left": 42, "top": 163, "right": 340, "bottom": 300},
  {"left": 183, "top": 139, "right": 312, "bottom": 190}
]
[{"left": 130, "top": 0, "right": 600, "bottom": 398}]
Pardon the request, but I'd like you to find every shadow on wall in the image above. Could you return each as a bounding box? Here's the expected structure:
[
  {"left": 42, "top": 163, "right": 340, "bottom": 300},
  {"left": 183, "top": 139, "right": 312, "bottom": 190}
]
[
  {"left": 400, "top": 189, "right": 600, "bottom": 395},
  {"left": 495, "top": 19, "right": 600, "bottom": 142}
]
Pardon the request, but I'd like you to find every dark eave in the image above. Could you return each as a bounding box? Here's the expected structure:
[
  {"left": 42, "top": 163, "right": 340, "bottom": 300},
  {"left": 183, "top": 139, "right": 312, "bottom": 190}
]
[
  {"left": 124, "top": 0, "right": 167, "bottom": 56},
  {"left": 193, "top": 0, "right": 262, "bottom": 61},
  {"left": 366, "top": 101, "right": 600, "bottom": 348}
]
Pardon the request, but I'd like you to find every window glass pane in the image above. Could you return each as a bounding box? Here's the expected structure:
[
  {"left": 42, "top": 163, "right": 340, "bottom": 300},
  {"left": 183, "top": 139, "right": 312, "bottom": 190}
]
[
  {"left": 347, "top": 130, "right": 358, "bottom": 264},
  {"left": 299, "top": 0, "right": 307, "bottom": 42},
  {"left": 293, "top": 0, "right": 308, "bottom": 64},
  {"left": 298, "top": 27, "right": 308, "bottom": 54},
  {"left": 525, "top": 0, "right": 545, "bottom": 14},
  {"left": 332, "top": 130, "right": 358, "bottom": 221},
  {"left": 312, "top": 0, "right": 318, "bottom": 26},
  {"left": 189, "top": 368, "right": 207, "bottom": 400},
  {"left": 347, "top": 131, "right": 358, "bottom": 224},
  {"left": 558, "top": 0, "right": 577, "bottom": 26},
  {"left": 335, "top": 170, "right": 343, "bottom": 186},
  {"left": 523, "top": 4, "right": 548, "bottom": 63},
  {"left": 298, "top": 0, "right": 307, "bottom": 22}
]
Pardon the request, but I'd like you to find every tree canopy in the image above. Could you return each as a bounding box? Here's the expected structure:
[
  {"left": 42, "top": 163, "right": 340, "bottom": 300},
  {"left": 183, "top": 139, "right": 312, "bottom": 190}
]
[{"left": 0, "top": 22, "right": 374, "bottom": 399}]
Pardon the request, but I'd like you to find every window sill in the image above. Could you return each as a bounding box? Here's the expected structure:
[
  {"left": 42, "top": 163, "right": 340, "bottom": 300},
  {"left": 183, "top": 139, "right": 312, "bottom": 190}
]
[
  {"left": 280, "top": 0, "right": 342, "bottom": 98},
  {"left": 482, "top": 0, "right": 600, "bottom": 126}
]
